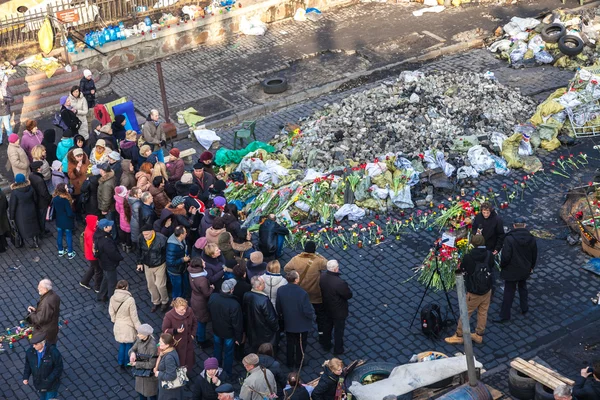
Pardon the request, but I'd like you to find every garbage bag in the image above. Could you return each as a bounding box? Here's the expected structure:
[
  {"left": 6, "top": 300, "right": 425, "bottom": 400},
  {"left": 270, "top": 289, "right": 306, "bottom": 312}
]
[
  {"left": 214, "top": 141, "right": 275, "bottom": 166},
  {"left": 489, "top": 39, "right": 512, "bottom": 53},
  {"left": 237, "top": 156, "right": 265, "bottom": 173},
  {"left": 370, "top": 185, "right": 389, "bottom": 200},
  {"left": 257, "top": 160, "right": 289, "bottom": 185},
  {"left": 400, "top": 71, "right": 424, "bottom": 83},
  {"left": 353, "top": 175, "right": 372, "bottom": 202},
  {"left": 511, "top": 16, "right": 541, "bottom": 31},
  {"left": 38, "top": 18, "right": 55, "bottom": 54},
  {"left": 365, "top": 162, "right": 387, "bottom": 177},
  {"left": 528, "top": 34, "right": 545, "bottom": 53},
  {"left": 390, "top": 186, "right": 414, "bottom": 209},
  {"left": 334, "top": 204, "right": 366, "bottom": 222},
  {"left": 518, "top": 139, "right": 533, "bottom": 156},
  {"left": 193, "top": 128, "right": 220, "bottom": 150},
  {"left": 395, "top": 157, "right": 420, "bottom": 186},
  {"left": 502, "top": 133, "right": 525, "bottom": 169},
  {"left": 240, "top": 15, "right": 267, "bottom": 35},
  {"left": 509, "top": 41, "right": 528, "bottom": 63},
  {"left": 467, "top": 145, "right": 495, "bottom": 172},
  {"left": 424, "top": 150, "right": 455, "bottom": 177},
  {"left": 490, "top": 155, "right": 510, "bottom": 175},
  {"left": 451, "top": 135, "right": 479, "bottom": 152},
  {"left": 179, "top": 107, "right": 206, "bottom": 127},
  {"left": 490, "top": 132, "right": 508, "bottom": 152},
  {"left": 295, "top": 200, "right": 310, "bottom": 212},
  {"left": 293, "top": 8, "right": 306, "bottom": 21},
  {"left": 457, "top": 166, "right": 479, "bottom": 179},
  {"left": 521, "top": 155, "right": 543, "bottom": 173},
  {"left": 535, "top": 51, "right": 554, "bottom": 64},
  {"left": 302, "top": 169, "right": 325, "bottom": 182}
]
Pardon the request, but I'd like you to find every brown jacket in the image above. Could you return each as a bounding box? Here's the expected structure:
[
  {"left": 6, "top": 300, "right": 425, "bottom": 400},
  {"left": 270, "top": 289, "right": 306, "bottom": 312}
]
[
  {"left": 149, "top": 184, "right": 170, "bottom": 217},
  {"left": 284, "top": 252, "right": 327, "bottom": 304},
  {"left": 67, "top": 151, "right": 90, "bottom": 195},
  {"left": 119, "top": 159, "right": 136, "bottom": 189},
  {"left": 7, "top": 142, "right": 30, "bottom": 178},
  {"left": 135, "top": 171, "right": 151, "bottom": 192},
  {"left": 28, "top": 289, "right": 61, "bottom": 344},
  {"left": 188, "top": 264, "right": 213, "bottom": 323},
  {"left": 162, "top": 307, "right": 197, "bottom": 370},
  {"left": 205, "top": 227, "right": 226, "bottom": 245},
  {"left": 97, "top": 170, "right": 116, "bottom": 213},
  {"left": 109, "top": 289, "right": 141, "bottom": 343}
]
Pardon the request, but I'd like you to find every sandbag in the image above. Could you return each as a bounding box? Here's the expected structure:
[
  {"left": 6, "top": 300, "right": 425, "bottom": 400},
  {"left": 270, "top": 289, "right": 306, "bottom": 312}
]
[{"left": 502, "top": 133, "right": 525, "bottom": 169}]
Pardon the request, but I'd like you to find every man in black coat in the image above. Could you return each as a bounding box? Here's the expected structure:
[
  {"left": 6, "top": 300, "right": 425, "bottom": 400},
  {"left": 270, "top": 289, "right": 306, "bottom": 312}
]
[
  {"left": 243, "top": 276, "right": 279, "bottom": 353},
  {"left": 207, "top": 279, "right": 243, "bottom": 376},
  {"left": 573, "top": 361, "right": 600, "bottom": 400},
  {"left": 258, "top": 214, "right": 290, "bottom": 260},
  {"left": 95, "top": 219, "right": 124, "bottom": 302},
  {"left": 139, "top": 192, "right": 156, "bottom": 228},
  {"left": 496, "top": 216, "right": 537, "bottom": 323},
  {"left": 319, "top": 260, "right": 353, "bottom": 355},
  {"left": 192, "top": 162, "right": 215, "bottom": 203},
  {"left": 471, "top": 202, "right": 505, "bottom": 254},
  {"left": 29, "top": 161, "right": 52, "bottom": 236},
  {"left": 191, "top": 357, "right": 228, "bottom": 400},
  {"left": 276, "top": 271, "right": 315, "bottom": 368},
  {"left": 27, "top": 279, "right": 61, "bottom": 345},
  {"left": 22, "top": 332, "right": 63, "bottom": 399}
]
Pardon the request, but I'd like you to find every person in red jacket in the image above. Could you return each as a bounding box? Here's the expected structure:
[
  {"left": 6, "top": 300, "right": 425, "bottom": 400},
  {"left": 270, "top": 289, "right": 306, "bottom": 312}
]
[{"left": 79, "top": 215, "right": 103, "bottom": 292}]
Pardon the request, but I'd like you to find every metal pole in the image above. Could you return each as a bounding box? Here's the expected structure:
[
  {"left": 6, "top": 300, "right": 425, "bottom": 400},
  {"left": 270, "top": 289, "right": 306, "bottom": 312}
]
[
  {"left": 155, "top": 61, "right": 171, "bottom": 123},
  {"left": 455, "top": 271, "right": 478, "bottom": 387}
]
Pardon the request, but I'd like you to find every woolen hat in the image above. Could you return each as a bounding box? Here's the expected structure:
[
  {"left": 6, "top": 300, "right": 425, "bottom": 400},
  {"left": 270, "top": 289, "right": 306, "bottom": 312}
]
[
  {"left": 214, "top": 179, "right": 226, "bottom": 192},
  {"left": 136, "top": 324, "right": 153, "bottom": 336},
  {"left": 115, "top": 185, "right": 128, "bottom": 198},
  {"left": 221, "top": 278, "right": 237, "bottom": 293},
  {"left": 204, "top": 357, "right": 219, "bottom": 370},
  {"left": 99, "top": 124, "right": 112, "bottom": 134},
  {"left": 250, "top": 251, "right": 263, "bottom": 264},
  {"left": 193, "top": 162, "right": 205, "bottom": 170},
  {"left": 189, "top": 184, "right": 199, "bottom": 196},
  {"left": 30, "top": 331, "right": 46, "bottom": 344},
  {"left": 214, "top": 196, "right": 226, "bottom": 208},
  {"left": 108, "top": 151, "right": 121, "bottom": 161},
  {"left": 242, "top": 353, "right": 259, "bottom": 366},
  {"left": 200, "top": 151, "right": 213, "bottom": 162},
  {"left": 72, "top": 148, "right": 84, "bottom": 157},
  {"left": 305, "top": 240, "right": 316, "bottom": 254},
  {"left": 8, "top": 133, "right": 18, "bottom": 143},
  {"left": 215, "top": 383, "right": 235, "bottom": 394},
  {"left": 14, "top": 173, "right": 25, "bottom": 184},
  {"left": 52, "top": 160, "right": 63, "bottom": 170},
  {"left": 195, "top": 237, "right": 208, "bottom": 250},
  {"left": 30, "top": 161, "right": 44, "bottom": 171},
  {"left": 171, "top": 196, "right": 185, "bottom": 207},
  {"left": 83, "top": 69, "right": 92, "bottom": 78},
  {"left": 180, "top": 172, "right": 193, "bottom": 184},
  {"left": 98, "top": 219, "right": 114, "bottom": 229},
  {"left": 169, "top": 148, "right": 180, "bottom": 158},
  {"left": 59, "top": 95, "right": 68, "bottom": 106},
  {"left": 95, "top": 139, "right": 106, "bottom": 148},
  {"left": 209, "top": 208, "right": 221, "bottom": 217}
]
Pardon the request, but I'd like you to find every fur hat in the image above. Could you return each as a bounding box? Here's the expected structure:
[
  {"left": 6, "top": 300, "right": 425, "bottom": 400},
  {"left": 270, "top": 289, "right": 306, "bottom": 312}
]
[{"left": 180, "top": 172, "right": 193, "bottom": 184}]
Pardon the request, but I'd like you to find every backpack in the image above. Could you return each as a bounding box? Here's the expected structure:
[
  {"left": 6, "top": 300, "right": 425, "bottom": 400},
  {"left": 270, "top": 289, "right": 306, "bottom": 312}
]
[
  {"left": 468, "top": 252, "right": 492, "bottom": 295},
  {"left": 421, "top": 303, "right": 443, "bottom": 338},
  {"left": 53, "top": 112, "right": 70, "bottom": 132}
]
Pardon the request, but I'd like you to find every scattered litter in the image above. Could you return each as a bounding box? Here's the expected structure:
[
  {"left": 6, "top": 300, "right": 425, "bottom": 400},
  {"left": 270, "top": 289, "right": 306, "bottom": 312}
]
[
  {"left": 413, "top": 6, "right": 445, "bottom": 17},
  {"left": 240, "top": 15, "right": 267, "bottom": 35}
]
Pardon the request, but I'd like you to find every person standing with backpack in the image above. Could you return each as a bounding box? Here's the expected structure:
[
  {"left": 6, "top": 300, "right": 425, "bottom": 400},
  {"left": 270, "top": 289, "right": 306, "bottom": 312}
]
[{"left": 445, "top": 234, "right": 493, "bottom": 345}]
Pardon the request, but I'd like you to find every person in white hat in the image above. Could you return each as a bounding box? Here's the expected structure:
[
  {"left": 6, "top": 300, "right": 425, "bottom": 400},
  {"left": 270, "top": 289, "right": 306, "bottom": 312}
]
[
  {"left": 79, "top": 69, "right": 96, "bottom": 133},
  {"left": 108, "top": 150, "right": 122, "bottom": 183}
]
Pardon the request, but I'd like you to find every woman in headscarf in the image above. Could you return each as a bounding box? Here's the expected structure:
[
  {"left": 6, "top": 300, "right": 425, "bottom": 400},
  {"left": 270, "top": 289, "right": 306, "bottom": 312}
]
[{"left": 67, "top": 85, "right": 89, "bottom": 139}]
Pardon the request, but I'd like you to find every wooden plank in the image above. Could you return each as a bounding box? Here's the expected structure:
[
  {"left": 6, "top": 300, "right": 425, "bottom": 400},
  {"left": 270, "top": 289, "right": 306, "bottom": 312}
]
[
  {"left": 486, "top": 384, "right": 505, "bottom": 400},
  {"left": 510, "top": 359, "right": 564, "bottom": 389},
  {"left": 527, "top": 360, "right": 575, "bottom": 386}
]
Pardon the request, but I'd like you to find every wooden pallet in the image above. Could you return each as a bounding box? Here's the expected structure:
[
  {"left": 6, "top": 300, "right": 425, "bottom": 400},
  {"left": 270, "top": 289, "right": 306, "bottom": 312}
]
[{"left": 510, "top": 358, "right": 575, "bottom": 390}]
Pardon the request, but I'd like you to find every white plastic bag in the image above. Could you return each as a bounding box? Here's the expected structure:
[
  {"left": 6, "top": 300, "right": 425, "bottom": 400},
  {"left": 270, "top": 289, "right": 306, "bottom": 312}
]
[
  {"left": 302, "top": 169, "right": 325, "bottom": 182},
  {"left": 394, "top": 157, "right": 420, "bottom": 186},
  {"left": 370, "top": 185, "right": 389, "bottom": 200},
  {"left": 490, "top": 155, "right": 510, "bottom": 175},
  {"left": 457, "top": 166, "right": 479, "bottom": 179},
  {"left": 399, "top": 71, "right": 424, "bottom": 83},
  {"left": 518, "top": 140, "right": 533, "bottom": 156},
  {"left": 490, "top": 132, "right": 508, "bottom": 152},
  {"left": 237, "top": 156, "right": 265, "bottom": 173},
  {"left": 257, "top": 160, "right": 289, "bottom": 185},
  {"left": 527, "top": 34, "right": 545, "bottom": 53},
  {"left": 334, "top": 204, "right": 366, "bottom": 221},
  {"left": 193, "top": 129, "right": 221, "bottom": 150},
  {"left": 365, "top": 162, "right": 387, "bottom": 177},
  {"left": 511, "top": 16, "right": 540, "bottom": 31},
  {"left": 489, "top": 39, "right": 512, "bottom": 53},
  {"left": 424, "top": 150, "right": 455, "bottom": 177},
  {"left": 294, "top": 200, "right": 310, "bottom": 212},
  {"left": 535, "top": 51, "right": 554, "bottom": 64},
  {"left": 467, "top": 145, "right": 495, "bottom": 172},
  {"left": 390, "top": 186, "right": 414, "bottom": 209},
  {"left": 293, "top": 8, "right": 306, "bottom": 21},
  {"left": 240, "top": 16, "right": 267, "bottom": 35}
]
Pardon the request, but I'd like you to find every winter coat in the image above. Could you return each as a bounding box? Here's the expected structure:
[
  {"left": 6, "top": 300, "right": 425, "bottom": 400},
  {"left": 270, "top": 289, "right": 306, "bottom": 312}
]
[
  {"left": 162, "top": 307, "right": 197, "bottom": 370},
  {"left": 56, "top": 138, "right": 74, "bottom": 166},
  {"left": 28, "top": 289, "right": 61, "bottom": 344},
  {"left": 284, "top": 252, "right": 328, "bottom": 304},
  {"left": 188, "top": 265, "right": 213, "bottom": 324},
  {"left": 0, "top": 87, "right": 13, "bottom": 116},
  {"left": 89, "top": 148, "right": 109, "bottom": 166},
  {"left": 60, "top": 106, "right": 80, "bottom": 137},
  {"left": 114, "top": 194, "right": 131, "bottom": 233},
  {"left": 7, "top": 142, "right": 30, "bottom": 178},
  {"left": 258, "top": 219, "right": 289, "bottom": 257},
  {"left": 247, "top": 261, "right": 267, "bottom": 280},
  {"left": 52, "top": 195, "right": 74, "bottom": 231},
  {"left": 0, "top": 190, "right": 10, "bottom": 236},
  {"left": 83, "top": 215, "right": 98, "bottom": 261},
  {"left": 208, "top": 292, "right": 243, "bottom": 342},
  {"left": 276, "top": 283, "right": 314, "bottom": 333},
  {"left": 258, "top": 354, "right": 286, "bottom": 397},
  {"left": 166, "top": 233, "right": 188, "bottom": 274},
  {"left": 42, "top": 130, "right": 58, "bottom": 165},
  {"left": 137, "top": 231, "right": 168, "bottom": 267},
  {"left": 239, "top": 365, "right": 277, "bottom": 400},
  {"left": 139, "top": 203, "right": 156, "bottom": 231},
  {"left": 222, "top": 213, "right": 241, "bottom": 237},
  {"left": 23, "top": 343, "right": 63, "bottom": 392},
  {"left": 166, "top": 158, "right": 185, "bottom": 182},
  {"left": 97, "top": 170, "right": 116, "bottom": 213},
  {"left": 129, "top": 335, "right": 159, "bottom": 397},
  {"left": 175, "top": 181, "right": 192, "bottom": 197},
  {"left": 36, "top": 159, "right": 51, "bottom": 181},
  {"left": 283, "top": 385, "right": 311, "bottom": 400},
  {"left": 233, "top": 277, "right": 252, "bottom": 306},
  {"left": 67, "top": 151, "right": 90, "bottom": 195},
  {"left": 80, "top": 76, "right": 96, "bottom": 108},
  {"left": 129, "top": 197, "right": 142, "bottom": 243},
  {"left": 312, "top": 367, "right": 339, "bottom": 400},
  {"left": 110, "top": 160, "right": 122, "bottom": 184},
  {"left": 109, "top": 289, "right": 141, "bottom": 343},
  {"left": 51, "top": 170, "right": 68, "bottom": 189},
  {"left": 243, "top": 290, "right": 278, "bottom": 349},
  {"left": 68, "top": 93, "right": 88, "bottom": 138},
  {"left": 149, "top": 184, "right": 170, "bottom": 217},
  {"left": 232, "top": 240, "right": 253, "bottom": 260},
  {"left": 120, "top": 140, "right": 139, "bottom": 168},
  {"left": 199, "top": 212, "right": 216, "bottom": 238},
  {"left": 120, "top": 160, "right": 136, "bottom": 189},
  {"left": 471, "top": 210, "right": 505, "bottom": 252},
  {"left": 262, "top": 272, "right": 287, "bottom": 308},
  {"left": 206, "top": 227, "right": 226, "bottom": 245},
  {"left": 142, "top": 119, "right": 166, "bottom": 145},
  {"left": 95, "top": 229, "right": 124, "bottom": 271},
  {"left": 201, "top": 252, "right": 225, "bottom": 289},
  {"left": 29, "top": 171, "right": 52, "bottom": 210},
  {"left": 157, "top": 349, "right": 182, "bottom": 400},
  {"left": 460, "top": 247, "right": 494, "bottom": 294},
  {"left": 218, "top": 232, "right": 236, "bottom": 261},
  {"left": 573, "top": 375, "right": 600, "bottom": 400},
  {"left": 500, "top": 228, "right": 538, "bottom": 282},
  {"left": 191, "top": 368, "right": 228, "bottom": 400},
  {"left": 9, "top": 181, "right": 40, "bottom": 239},
  {"left": 80, "top": 175, "right": 99, "bottom": 216},
  {"left": 320, "top": 271, "right": 353, "bottom": 320},
  {"left": 136, "top": 171, "right": 152, "bottom": 192},
  {"left": 192, "top": 171, "right": 215, "bottom": 203},
  {"left": 97, "top": 132, "right": 117, "bottom": 151},
  {"left": 20, "top": 129, "right": 44, "bottom": 162}
]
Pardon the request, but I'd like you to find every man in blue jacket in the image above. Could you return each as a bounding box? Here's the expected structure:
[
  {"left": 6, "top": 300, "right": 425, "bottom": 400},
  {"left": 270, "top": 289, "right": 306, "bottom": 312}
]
[
  {"left": 166, "top": 225, "right": 190, "bottom": 299},
  {"left": 23, "top": 332, "right": 63, "bottom": 400},
  {"left": 276, "top": 270, "right": 315, "bottom": 369}
]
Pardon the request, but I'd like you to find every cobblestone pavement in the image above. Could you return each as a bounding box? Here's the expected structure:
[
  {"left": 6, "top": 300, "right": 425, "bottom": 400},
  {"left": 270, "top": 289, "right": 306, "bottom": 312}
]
[{"left": 3, "top": 49, "right": 600, "bottom": 399}]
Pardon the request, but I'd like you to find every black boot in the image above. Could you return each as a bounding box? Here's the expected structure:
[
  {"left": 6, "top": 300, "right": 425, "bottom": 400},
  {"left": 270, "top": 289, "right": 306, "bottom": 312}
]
[{"left": 31, "top": 236, "right": 39, "bottom": 249}]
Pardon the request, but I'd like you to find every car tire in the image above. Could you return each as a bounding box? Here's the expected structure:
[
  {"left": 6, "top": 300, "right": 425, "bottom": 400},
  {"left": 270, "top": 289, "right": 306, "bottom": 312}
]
[
  {"left": 534, "top": 382, "right": 555, "bottom": 400},
  {"left": 508, "top": 368, "right": 536, "bottom": 399},
  {"left": 262, "top": 77, "right": 288, "bottom": 94},
  {"left": 541, "top": 23, "right": 566, "bottom": 43},
  {"left": 346, "top": 362, "right": 397, "bottom": 385},
  {"left": 558, "top": 35, "right": 584, "bottom": 57}
]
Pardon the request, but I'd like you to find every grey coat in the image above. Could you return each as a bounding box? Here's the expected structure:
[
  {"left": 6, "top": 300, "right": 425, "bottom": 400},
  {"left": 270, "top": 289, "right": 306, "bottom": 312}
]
[
  {"left": 129, "top": 197, "right": 142, "bottom": 244},
  {"left": 157, "top": 350, "right": 183, "bottom": 400},
  {"left": 129, "top": 335, "right": 159, "bottom": 397}
]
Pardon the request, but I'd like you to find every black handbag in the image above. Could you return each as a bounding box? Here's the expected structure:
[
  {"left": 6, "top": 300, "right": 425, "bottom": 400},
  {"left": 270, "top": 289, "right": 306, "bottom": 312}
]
[
  {"left": 9, "top": 220, "right": 23, "bottom": 248},
  {"left": 131, "top": 369, "right": 153, "bottom": 378}
]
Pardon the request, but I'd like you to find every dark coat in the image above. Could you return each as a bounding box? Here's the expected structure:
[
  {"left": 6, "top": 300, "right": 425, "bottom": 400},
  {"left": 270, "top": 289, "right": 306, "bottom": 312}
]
[
  {"left": 243, "top": 290, "right": 279, "bottom": 348},
  {"left": 129, "top": 197, "right": 142, "bottom": 243},
  {"left": 111, "top": 119, "right": 127, "bottom": 141},
  {"left": 79, "top": 76, "right": 96, "bottom": 108},
  {"left": 139, "top": 203, "right": 156, "bottom": 230},
  {"left": 276, "top": 283, "right": 314, "bottom": 333},
  {"left": 319, "top": 271, "right": 353, "bottom": 320},
  {"left": 232, "top": 277, "right": 251, "bottom": 306},
  {"left": 258, "top": 354, "right": 286, "bottom": 397},
  {"left": 500, "top": 228, "right": 538, "bottom": 282},
  {"left": 312, "top": 366, "right": 339, "bottom": 400},
  {"left": 192, "top": 171, "right": 215, "bottom": 203},
  {"left": 200, "top": 212, "right": 216, "bottom": 238},
  {"left": 157, "top": 350, "right": 182, "bottom": 400},
  {"left": 175, "top": 181, "right": 192, "bottom": 197},
  {"left": 258, "top": 219, "right": 289, "bottom": 257},
  {"left": 22, "top": 343, "right": 63, "bottom": 392},
  {"left": 110, "top": 160, "right": 123, "bottom": 185},
  {"left": 162, "top": 307, "right": 197, "bottom": 370},
  {"left": 9, "top": 181, "right": 41, "bottom": 239},
  {"left": 247, "top": 261, "right": 267, "bottom": 280},
  {"left": 119, "top": 140, "right": 139, "bottom": 168},
  {"left": 60, "top": 106, "right": 80, "bottom": 135},
  {"left": 201, "top": 252, "right": 225, "bottom": 290},
  {"left": 166, "top": 159, "right": 185, "bottom": 182},
  {"left": 95, "top": 229, "right": 124, "bottom": 271},
  {"left": 80, "top": 175, "right": 100, "bottom": 216},
  {"left": 29, "top": 289, "right": 61, "bottom": 344},
  {"left": 149, "top": 184, "right": 170, "bottom": 217},
  {"left": 97, "top": 170, "right": 116, "bottom": 213},
  {"left": 29, "top": 171, "right": 52, "bottom": 210},
  {"left": 191, "top": 368, "right": 228, "bottom": 400},
  {"left": 0, "top": 189, "right": 10, "bottom": 236},
  {"left": 188, "top": 265, "right": 213, "bottom": 324},
  {"left": 166, "top": 233, "right": 188, "bottom": 274},
  {"left": 52, "top": 195, "right": 74, "bottom": 230},
  {"left": 42, "top": 129, "right": 58, "bottom": 165},
  {"left": 460, "top": 247, "right": 493, "bottom": 294},
  {"left": 283, "top": 385, "right": 311, "bottom": 400},
  {"left": 471, "top": 210, "right": 505, "bottom": 252},
  {"left": 136, "top": 231, "right": 167, "bottom": 267},
  {"left": 573, "top": 375, "right": 600, "bottom": 400},
  {"left": 207, "top": 292, "right": 243, "bottom": 342}
]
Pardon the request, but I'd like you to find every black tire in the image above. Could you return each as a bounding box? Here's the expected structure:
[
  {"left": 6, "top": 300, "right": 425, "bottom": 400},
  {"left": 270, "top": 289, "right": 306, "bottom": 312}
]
[
  {"left": 558, "top": 35, "right": 584, "bottom": 57},
  {"left": 346, "top": 362, "right": 396, "bottom": 386},
  {"left": 262, "top": 77, "right": 288, "bottom": 94},
  {"left": 541, "top": 23, "right": 566, "bottom": 43},
  {"left": 534, "top": 382, "right": 555, "bottom": 400},
  {"left": 508, "top": 368, "right": 536, "bottom": 400}
]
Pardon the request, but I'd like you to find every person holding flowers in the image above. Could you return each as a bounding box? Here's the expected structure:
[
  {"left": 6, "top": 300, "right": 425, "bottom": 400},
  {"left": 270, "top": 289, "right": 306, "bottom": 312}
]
[{"left": 471, "top": 202, "right": 505, "bottom": 256}]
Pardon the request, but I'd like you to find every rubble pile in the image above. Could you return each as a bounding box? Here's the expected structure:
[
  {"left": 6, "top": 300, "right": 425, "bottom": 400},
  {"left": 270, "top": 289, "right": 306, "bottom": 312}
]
[{"left": 277, "top": 71, "right": 536, "bottom": 171}]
